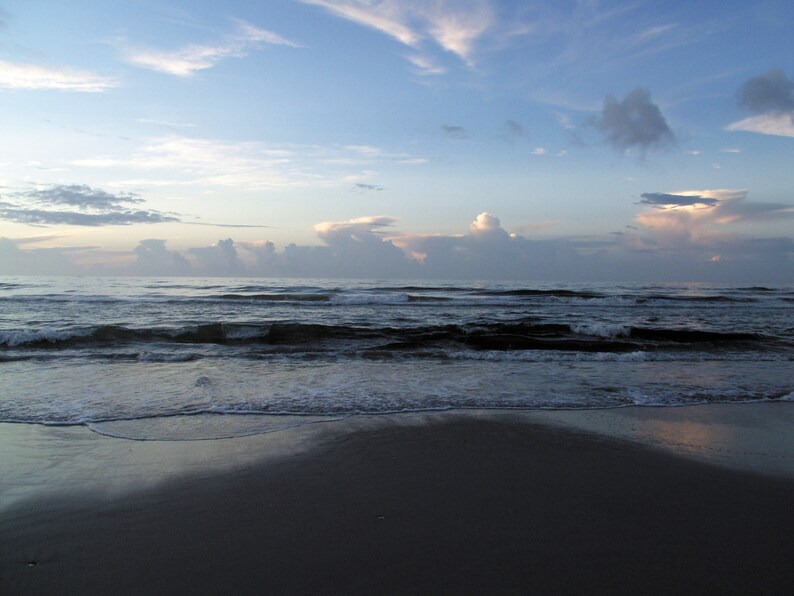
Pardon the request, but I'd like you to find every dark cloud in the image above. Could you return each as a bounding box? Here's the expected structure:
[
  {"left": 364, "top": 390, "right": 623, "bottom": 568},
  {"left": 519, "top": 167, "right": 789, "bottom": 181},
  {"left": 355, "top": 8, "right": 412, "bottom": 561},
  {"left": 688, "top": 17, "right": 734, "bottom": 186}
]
[
  {"left": 592, "top": 87, "right": 675, "bottom": 154},
  {"left": 441, "top": 124, "right": 468, "bottom": 139},
  {"left": 20, "top": 184, "right": 143, "bottom": 209},
  {"left": 0, "top": 205, "right": 178, "bottom": 226},
  {"left": 1, "top": 184, "right": 177, "bottom": 227},
  {"left": 639, "top": 192, "right": 718, "bottom": 208},
  {"left": 354, "top": 183, "right": 384, "bottom": 192},
  {"left": 504, "top": 119, "right": 527, "bottom": 140},
  {"left": 737, "top": 69, "right": 794, "bottom": 114}
]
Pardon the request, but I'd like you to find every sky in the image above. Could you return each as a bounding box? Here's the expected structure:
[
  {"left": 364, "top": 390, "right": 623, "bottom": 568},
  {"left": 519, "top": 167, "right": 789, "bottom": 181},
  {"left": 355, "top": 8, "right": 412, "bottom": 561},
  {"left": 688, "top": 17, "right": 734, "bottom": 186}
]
[{"left": 1, "top": 0, "right": 793, "bottom": 282}]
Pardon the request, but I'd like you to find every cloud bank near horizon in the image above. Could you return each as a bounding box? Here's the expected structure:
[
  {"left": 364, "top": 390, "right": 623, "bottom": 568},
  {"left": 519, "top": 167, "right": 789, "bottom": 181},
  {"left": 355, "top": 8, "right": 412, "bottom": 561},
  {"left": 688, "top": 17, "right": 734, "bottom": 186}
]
[{"left": 2, "top": 206, "right": 791, "bottom": 282}]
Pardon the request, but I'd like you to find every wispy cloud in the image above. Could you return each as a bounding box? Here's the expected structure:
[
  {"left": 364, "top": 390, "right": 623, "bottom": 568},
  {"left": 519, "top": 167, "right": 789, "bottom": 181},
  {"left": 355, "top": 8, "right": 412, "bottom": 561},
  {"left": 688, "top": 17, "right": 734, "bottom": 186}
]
[
  {"left": 72, "top": 135, "right": 425, "bottom": 191},
  {"left": 0, "top": 59, "right": 118, "bottom": 91},
  {"left": 726, "top": 113, "right": 794, "bottom": 138},
  {"left": 125, "top": 18, "right": 301, "bottom": 76},
  {"left": 405, "top": 53, "right": 447, "bottom": 75},
  {"left": 304, "top": 0, "right": 494, "bottom": 66}
]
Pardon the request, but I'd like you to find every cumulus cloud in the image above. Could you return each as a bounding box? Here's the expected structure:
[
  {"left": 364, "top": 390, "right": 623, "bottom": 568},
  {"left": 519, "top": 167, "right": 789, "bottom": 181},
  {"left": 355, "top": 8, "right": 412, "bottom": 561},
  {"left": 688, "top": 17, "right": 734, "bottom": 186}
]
[
  {"left": 4, "top": 207, "right": 794, "bottom": 282},
  {"left": 591, "top": 87, "right": 675, "bottom": 154},
  {"left": 304, "top": 0, "right": 493, "bottom": 66},
  {"left": 125, "top": 18, "right": 301, "bottom": 76},
  {"left": 0, "top": 59, "right": 118, "bottom": 91},
  {"left": 314, "top": 215, "right": 397, "bottom": 244},
  {"left": 188, "top": 238, "right": 247, "bottom": 275},
  {"left": 728, "top": 70, "right": 794, "bottom": 138},
  {"left": 131, "top": 239, "right": 192, "bottom": 276},
  {"left": 0, "top": 184, "right": 177, "bottom": 227},
  {"left": 634, "top": 189, "right": 794, "bottom": 246}
]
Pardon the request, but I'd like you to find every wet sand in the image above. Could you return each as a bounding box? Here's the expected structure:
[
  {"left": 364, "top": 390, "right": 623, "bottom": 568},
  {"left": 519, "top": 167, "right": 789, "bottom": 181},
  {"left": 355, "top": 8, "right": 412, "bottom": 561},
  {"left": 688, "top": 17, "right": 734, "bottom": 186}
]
[{"left": 2, "top": 407, "right": 794, "bottom": 595}]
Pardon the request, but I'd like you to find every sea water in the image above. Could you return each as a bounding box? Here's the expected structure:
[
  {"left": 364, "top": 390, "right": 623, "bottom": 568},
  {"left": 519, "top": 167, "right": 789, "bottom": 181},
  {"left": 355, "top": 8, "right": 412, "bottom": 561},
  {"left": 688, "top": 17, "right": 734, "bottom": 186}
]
[{"left": 1, "top": 277, "right": 792, "bottom": 439}]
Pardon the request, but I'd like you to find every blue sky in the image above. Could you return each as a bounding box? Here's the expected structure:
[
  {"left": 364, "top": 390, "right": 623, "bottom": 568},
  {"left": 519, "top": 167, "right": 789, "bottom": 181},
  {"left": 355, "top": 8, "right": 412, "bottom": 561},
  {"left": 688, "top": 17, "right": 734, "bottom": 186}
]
[{"left": 1, "top": 0, "right": 793, "bottom": 281}]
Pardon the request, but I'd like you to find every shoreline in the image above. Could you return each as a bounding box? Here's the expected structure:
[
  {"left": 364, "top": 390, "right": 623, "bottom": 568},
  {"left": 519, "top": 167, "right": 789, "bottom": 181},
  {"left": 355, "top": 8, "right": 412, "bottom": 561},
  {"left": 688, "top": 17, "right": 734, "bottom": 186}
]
[{"left": 3, "top": 404, "right": 794, "bottom": 594}]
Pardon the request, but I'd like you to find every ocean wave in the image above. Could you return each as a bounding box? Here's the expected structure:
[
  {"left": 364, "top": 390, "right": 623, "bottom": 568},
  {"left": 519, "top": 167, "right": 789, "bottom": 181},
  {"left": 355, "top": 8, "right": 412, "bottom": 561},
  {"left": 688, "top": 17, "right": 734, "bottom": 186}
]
[{"left": 0, "top": 320, "right": 777, "bottom": 354}]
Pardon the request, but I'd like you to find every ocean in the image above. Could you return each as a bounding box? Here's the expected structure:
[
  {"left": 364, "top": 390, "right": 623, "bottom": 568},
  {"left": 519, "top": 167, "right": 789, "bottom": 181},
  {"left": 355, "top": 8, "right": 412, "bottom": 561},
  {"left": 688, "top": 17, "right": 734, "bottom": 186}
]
[{"left": 1, "top": 277, "right": 792, "bottom": 440}]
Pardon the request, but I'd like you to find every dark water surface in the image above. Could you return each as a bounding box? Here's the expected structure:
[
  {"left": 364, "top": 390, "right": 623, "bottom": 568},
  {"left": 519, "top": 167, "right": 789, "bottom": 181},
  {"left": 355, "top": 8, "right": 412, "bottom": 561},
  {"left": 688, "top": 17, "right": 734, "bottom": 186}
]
[{"left": 1, "top": 277, "right": 792, "bottom": 439}]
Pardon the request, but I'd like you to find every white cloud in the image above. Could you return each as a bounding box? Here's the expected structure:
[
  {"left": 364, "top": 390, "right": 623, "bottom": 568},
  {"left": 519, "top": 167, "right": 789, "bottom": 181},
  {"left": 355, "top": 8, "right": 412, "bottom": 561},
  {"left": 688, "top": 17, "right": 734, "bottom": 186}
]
[
  {"left": 726, "top": 113, "right": 794, "bottom": 138},
  {"left": 72, "top": 136, "right": 424, "bottom": 192},
  {"left": 634, "top": 189, "right": 794, "bottom": 246},
  {"left": 304, "top": 0, "right": 493, "bottom": 66},
  {"left": 0, "top": 59, "right": 118, "bottom": 92},
  {"left": 125, "top": 18, "right": 300, "bottom": 76},
  {"left": 405, "top": 53, "right": 447, "bottom": 75}
]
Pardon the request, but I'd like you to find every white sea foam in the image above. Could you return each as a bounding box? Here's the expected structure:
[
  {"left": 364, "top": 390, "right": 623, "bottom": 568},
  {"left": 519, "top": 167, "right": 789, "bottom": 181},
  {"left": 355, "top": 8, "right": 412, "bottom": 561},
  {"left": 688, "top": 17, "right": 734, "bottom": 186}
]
[
  {"left": 571, "top": 323, "right": 631, "bottom": 338},
  {"left": 0, "top": 327, "right": 91, "bottom": 347}
]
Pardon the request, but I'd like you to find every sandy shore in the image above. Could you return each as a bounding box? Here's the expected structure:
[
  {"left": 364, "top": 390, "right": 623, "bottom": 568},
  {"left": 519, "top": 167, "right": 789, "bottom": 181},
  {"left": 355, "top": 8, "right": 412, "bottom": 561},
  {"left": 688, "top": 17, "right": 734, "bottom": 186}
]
[{"left": 2, "top": 405, "right": 794, "bottom": 595}]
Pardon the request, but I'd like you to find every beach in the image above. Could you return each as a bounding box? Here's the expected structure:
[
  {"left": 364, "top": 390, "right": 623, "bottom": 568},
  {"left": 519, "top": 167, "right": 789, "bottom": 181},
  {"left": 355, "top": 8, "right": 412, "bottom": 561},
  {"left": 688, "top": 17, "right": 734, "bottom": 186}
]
[{"left": 3, "top": 404, "right": 794, "bottom": 595}]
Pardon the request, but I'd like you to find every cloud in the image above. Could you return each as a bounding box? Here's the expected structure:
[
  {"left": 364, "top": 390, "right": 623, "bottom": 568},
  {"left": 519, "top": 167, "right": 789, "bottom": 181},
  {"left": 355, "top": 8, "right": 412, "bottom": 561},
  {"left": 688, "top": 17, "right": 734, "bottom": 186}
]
[
  {"left": 737, "top": 69, "right": 794, "bottom": 114},
  {"left": 405, "top": 53, "right": 447, "bottom": 75},
  {"left": 188, "top": 238, "right": 247, "bottom": 275},
  {"left": 726, "top": 113, "right": 794, "bottom": 138},
  {"left": 304, "top": 0, "right": 493, "bottom": 66},
  {"left": 0, "top": 59, "right": 118, "bottom": 91},
  {"left": 503, "top": 119, "right": 527, "bottom": 140},
  {"left": 727, "top": 70, "right": 794, "bottom": 138},
  {"left": 354, "top": 183, "right": 384, "bottom": 192},
  {"left": 131, "top": 239, "right": 192, "bottom": 276},
  {"left": 638, "top": 192, "right": 718, "bottom": 208},
  {"left": 0, "top": 237, "right": 83, "bottom": 275},
  {"left": 4, "top": 207, "right": 794, "bottom": 282},
  {"left": 441, "top": 124, "right": 468, "bottom": 139},
  {"left": 21, "top": 184, "right": 143, "bottom": 209},
  {"left": 0, "top": 184, "right": 178, "bottom": 227},
  {"left": 591, "top": 87, "right": 675, "bottom": 154},
  {"left": 314, "top": 215, "right": 397, "bottom": 243},
  {"left": 634, "top": 189, "right": 794, "bottom": 246},
  {"left": 73, "top": 135, "right": 424, "bottom": 191},
  {"left": 125, "top": 18, "right": 300, "bottom": 76}
]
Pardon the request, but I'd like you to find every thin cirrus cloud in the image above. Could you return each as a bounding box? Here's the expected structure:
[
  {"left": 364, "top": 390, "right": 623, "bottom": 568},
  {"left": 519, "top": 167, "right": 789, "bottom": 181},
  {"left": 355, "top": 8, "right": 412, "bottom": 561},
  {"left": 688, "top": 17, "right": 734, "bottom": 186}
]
[
  {"left": 72, "top": 135, "right": 425, "bottom": 191},
  {"left": 0, "top": 59, "right": 118, "bottom": 92},
  {"left": 303, "top": 0, "right": 494, "bottom": 67},
  {"left": 726, "top": 69, "right": 794, "bottom": 138},
  {"left": 124, "top": 18, "right": 301, "bottom": 76}
]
